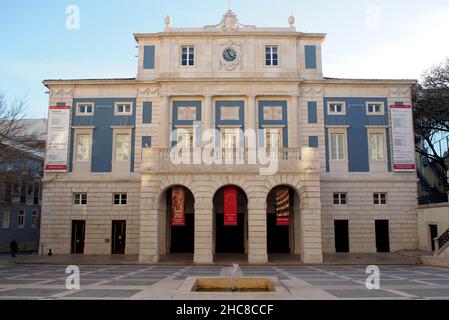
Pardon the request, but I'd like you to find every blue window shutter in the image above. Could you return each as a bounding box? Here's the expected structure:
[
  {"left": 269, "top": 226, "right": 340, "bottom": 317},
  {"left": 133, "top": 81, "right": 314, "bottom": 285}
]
[
  {"left": 143, "top": 46, "right": 155, "bottom": 69},
  {"left": 309, "top": 136, "right": 319, "bottom": 148},
  {"left": 308, "top": 101, "right": 318, "bottom": 124},
  {"left": 305, "top": 45, "right": 317, "bottom": 69},
  {"left": 142, "top": 136, "right": 152, "bottom": 148},
  {"left": 143, "top": 102, "right": 152, "bottom": 124}
]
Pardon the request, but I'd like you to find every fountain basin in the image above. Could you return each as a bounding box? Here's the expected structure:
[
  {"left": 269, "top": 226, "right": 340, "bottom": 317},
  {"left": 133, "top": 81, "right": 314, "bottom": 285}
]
[{"left": 193, "top": 278, "right": 275, "bottom": 292}]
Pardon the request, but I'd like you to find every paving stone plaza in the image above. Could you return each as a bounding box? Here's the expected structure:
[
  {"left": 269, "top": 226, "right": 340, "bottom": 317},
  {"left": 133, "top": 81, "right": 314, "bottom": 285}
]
[{"left": 0, "top": 264, "right": 449, "bottom": 300}]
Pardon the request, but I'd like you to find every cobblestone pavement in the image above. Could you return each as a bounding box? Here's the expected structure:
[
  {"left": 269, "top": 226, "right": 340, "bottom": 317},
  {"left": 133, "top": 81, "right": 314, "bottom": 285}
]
[{"left": 0, "top": 264, "right": 448, "bottom": 300}]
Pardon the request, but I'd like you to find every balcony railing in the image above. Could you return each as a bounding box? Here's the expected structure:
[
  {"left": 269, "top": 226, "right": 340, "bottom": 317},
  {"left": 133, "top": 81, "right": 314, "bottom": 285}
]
[{"left": 142, "top": 147, "right": 320, "bottom": 174}]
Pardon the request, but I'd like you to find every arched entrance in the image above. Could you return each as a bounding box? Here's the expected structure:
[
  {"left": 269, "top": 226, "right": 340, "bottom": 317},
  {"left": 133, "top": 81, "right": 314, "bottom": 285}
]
[
  {"left": 159, "top": 186, "right": 195, "bottom": 259},
  {"left": 213, "top": 186, "right": 248, "bottom": 259},
  {"left": 266, "top": 185, "right": 299, "bottom": 257}
]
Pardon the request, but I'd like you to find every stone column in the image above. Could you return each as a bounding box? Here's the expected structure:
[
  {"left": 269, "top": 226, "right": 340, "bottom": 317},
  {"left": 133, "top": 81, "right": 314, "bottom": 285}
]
[
  {"left": 138, "top": 177, "right": 160, "bottom": 263},
  {"left": 246, "top": 95, "right": 257, "bottom": 149},
  {"left": 194, "top": 199, "right": 214, "bottom": 264},
  {"left": 300, "top": 175, "right": 323, "bottom": 263},
  {"left": 159, "top": 96, "right": 170, "bottom": 148},
  {"left": 289, "top": 95, "right": 299, "bottom": 148},
  {"left": 247, "top": 198, "right": 268, "bottom": 264}
]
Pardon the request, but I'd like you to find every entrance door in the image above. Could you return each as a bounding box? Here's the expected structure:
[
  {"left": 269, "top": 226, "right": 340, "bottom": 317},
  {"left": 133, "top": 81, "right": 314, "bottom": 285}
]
[
  {"left": 170, "top": 214, "right": 194, "bottom": 253},
  {"left": 216, "top": 213, "right": 245, "bottom": 253},
  {"left": 111, "top": 220, "right": 126, "bottom": 254},
  {"left": 334, "top": 220, "right": 349, "bottom": 253},
  {"left": 267, "top": 214, "right": 290, "bottom": 253},
  {"left": 71, "top": 220, "right": 85, "bottom": 254},
  {"left": 375, "top": 220, "right": 390, "bottom": 253},
  {"left": 429, "top": 224, "right": 438, "bottom": 252}
]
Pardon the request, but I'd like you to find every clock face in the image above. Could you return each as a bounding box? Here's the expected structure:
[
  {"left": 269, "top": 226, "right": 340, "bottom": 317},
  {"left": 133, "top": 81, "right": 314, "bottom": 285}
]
[{"left": 222, "top": 48, "right": 237, "bottom": 62}]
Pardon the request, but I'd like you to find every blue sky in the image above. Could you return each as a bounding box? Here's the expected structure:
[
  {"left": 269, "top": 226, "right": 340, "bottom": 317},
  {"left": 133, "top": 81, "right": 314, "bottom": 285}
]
[{"left": 1, "top": 0, "right": 449, "bottom": 118}]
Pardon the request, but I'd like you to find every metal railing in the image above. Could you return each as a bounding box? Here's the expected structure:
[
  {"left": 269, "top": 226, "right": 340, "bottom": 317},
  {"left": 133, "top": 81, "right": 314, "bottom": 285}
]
[{"left": 434, "top": 227, "right": 449, "bottom": 256}]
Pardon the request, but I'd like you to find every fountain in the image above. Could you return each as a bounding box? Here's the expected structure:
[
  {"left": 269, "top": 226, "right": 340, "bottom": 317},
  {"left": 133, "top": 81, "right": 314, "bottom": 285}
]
[{"left": 192, "top": 263, "right": 275, "bottom": 292}]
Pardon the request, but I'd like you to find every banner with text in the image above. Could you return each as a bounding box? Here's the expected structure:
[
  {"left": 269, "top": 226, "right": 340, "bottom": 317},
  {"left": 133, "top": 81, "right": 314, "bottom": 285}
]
[
  {"left": 276, "top": 187, "right": 290, "bottom": 226},
  {"left": 171, "top": 187, "right": 186, "bottom": 226},
  {"left": 391, "top": 105, "right": 416, "bottom": 172},
  {"left": 45, "top": 106, "right": 71, "bottom": 172},
  {"left": 224, "top": 186, "right": 238, "bottom": 226}
]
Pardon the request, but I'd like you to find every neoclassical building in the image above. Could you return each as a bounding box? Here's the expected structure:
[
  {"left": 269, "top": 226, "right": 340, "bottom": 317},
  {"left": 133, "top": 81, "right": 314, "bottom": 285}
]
[{"left": 41, "top": 10, "right": 418, "bottom": 264}]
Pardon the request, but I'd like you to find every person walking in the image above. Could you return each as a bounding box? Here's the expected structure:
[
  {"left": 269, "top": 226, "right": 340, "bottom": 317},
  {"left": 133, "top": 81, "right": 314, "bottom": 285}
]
[{"left": 10, "top": 239, "right": 18, "bottom": 258}]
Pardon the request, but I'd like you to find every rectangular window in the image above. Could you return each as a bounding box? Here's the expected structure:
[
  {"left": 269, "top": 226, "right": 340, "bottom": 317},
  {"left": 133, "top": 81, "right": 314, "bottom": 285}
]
[
  {"left": 17, "top": 210, "right": 25, "bottom": 229},
  {"left": 374, "top": 193, "right": 387, "bottom": 205},
  {"left": 75, "top": 134, "right": 92, "bottom": 161},
  {"left": 76, "top": 103, "right": 94, "bottom": 116},
  {"left": 330, "top": 133, "right": 345, "bottom": 160},
  {"left": 31, "top": 210, "right": 38, "bottom": 228},
  {"left": 114, "top": 102, "right": 133, "bottom": 116},
  {"left": 221, "top": 129, "right": 239, "bottom": 149},
  {"left": 33, "top": 185, "right": 39, "bottom": 205},
  {"left": 181, "top": 46, "right": 195, "bottom": 66},
  {"left": 366, "top": 103, "right": 385, "bottom": 115},
  {"left": 264, "top": 128, "right": 282, "bottom": 150},
  {"left": 328, "top": 102, "right": 346, "bottom": 115},
  {"left": 114, "top": 134, "right": 131, "bottom": 161},
  {"left": 114, "top": 193, "right": 127, "bottom": 205},
  {"left": 74, "top": 193, "right": 87, "bottom": 205},
  {"left": 177, "top": 131, "right": 194, "bottom": 149},
  {"left": 265, "top": 46, "right": 279, "bottom": 66},
  {"left": 2, "top": 209, "right": 10, "bottom": 229},
  {"left": 333, "top": 193, "right": 347, "bottom": 205},
  {"left": 369, "top": 133, "right": 385, "bottom": 161}
]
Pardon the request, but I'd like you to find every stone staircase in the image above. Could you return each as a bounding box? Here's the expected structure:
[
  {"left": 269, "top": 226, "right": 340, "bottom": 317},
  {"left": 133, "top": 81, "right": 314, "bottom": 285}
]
[{"left": 422, "top": 228, "right": 449, "bottom": 267}]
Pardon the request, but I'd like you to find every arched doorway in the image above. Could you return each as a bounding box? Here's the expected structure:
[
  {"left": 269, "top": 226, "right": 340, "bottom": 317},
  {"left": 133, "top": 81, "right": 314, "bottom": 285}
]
[
  {"left": 213, "top": 186, "right": 248, "bottom": 257},
  {"left": 159, "top": 186, "right": 195, "bottom": 258},
  {"left": 266, "top": 185, "right": 299, "bottom": 256}
]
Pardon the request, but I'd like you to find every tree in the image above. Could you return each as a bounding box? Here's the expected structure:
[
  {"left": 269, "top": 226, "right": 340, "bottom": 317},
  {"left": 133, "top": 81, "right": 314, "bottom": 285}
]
[{"left": 414, "top": 59, "right": 449, "bottom": 172}]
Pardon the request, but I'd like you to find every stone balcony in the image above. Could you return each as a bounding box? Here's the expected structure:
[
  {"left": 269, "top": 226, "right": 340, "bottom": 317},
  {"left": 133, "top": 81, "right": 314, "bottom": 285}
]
[{"left": 142, "top": 147, "right": 319, "bottom": 175}]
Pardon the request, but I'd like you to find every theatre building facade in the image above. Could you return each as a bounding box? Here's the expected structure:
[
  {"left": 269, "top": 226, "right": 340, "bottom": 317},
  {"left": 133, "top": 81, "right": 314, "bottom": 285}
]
[{"left": 41, "top": 11, "right": 418, "bottom": 264}]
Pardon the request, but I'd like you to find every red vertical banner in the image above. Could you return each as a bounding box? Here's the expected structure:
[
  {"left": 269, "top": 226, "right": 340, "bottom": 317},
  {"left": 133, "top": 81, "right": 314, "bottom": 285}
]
[
  {"left": 171, "top": 187, "right": 185, "bottom": 226},
  {"left": 276, "top": 187, "right": 290, "bottom": 226},
  {"left": 224, "top": 186, "right": 238, "bottom": 226}
]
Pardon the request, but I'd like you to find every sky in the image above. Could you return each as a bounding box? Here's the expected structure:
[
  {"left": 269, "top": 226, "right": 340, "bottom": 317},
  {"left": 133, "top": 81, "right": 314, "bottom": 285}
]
[{"left": 0, "top": 0, "right": 449, "bottom": 119}]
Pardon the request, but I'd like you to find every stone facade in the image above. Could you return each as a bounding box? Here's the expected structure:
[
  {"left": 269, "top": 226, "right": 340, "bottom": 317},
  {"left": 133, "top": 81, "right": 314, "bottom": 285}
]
[{"left": 41, "top": 10, "right": 418, "bottom": 264}]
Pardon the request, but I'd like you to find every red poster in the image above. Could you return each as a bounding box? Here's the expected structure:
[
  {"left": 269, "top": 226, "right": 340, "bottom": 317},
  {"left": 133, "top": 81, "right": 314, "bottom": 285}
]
[
  {"left": 224, "top": 186, "right": 238, "bottom": 226},
  {"left": 171, "top": 187, "right": 185, "bottom": 226},
  {"left": 276, "top": 187, "right": 290, "bottom": 226}
]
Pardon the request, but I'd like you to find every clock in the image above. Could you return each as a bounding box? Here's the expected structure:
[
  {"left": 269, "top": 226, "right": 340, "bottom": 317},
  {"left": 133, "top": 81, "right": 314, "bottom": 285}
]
[{"left": 222, "top": 48, "right": 237, "bottom": 62}]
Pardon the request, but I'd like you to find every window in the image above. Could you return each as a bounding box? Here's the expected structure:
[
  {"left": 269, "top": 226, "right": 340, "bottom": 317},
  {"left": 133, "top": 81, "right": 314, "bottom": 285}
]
[
  {"left": 333, "top": 193, "right": 347, "bottom": 205},
  {"left": 31, "top": 211, "right": 38, "bottom": 228},
  {"left": 27, "top": 185, "right": 33, "bottom": 197},
  {"left": 33, "top": 185, "right": 39, "bottom": 205},
  {"left": 17, "top": 210, "right": 25, "bottom": 229},
  {"left": 369, "top": 133, "right": 385, "bottom": 161},
  {"left": 177, "top": 130, "right": 194, "bottom": 149},
  {"left": 77, "top": 103, "right": 94, "bottom": 116},
  {"left": 265, "top": 46, "right": 279, "bottom": 66},
  {"left": 2, "top": 209, "right": 10, "bottom": 229},
  {"left": 221, "top": 129, "right": 239, "bottom": 149},
  {"left": 114, "top": 133, "right": 131, "bottom": 161},
  {"left": 328, "top": 102, "right": 346, "bottom": 115},
  {"left": 330, "top": 133, "right": 345, "bottom": 160},
  {"left": 264, "top": 128, "right": 282, "bottom": 150},
  {"left": 374, "top": 193, "right": 387, "bottom": 205},
  {"left": 114, "top": 102, "right": 133, "bottom": 116},
  {"left": 366, "top": 103, "right": 385, "bottom": 115},
  {"left": 74, "top": 193, "right": 87, "bottom": 205},
  {"left": 75, "top": 134, "right": 92, "bottom": 161},
  {"left": 181, "top": 46, "right": 195, "bottom": 66},
  {"left": 114, "top": 193, "right": 127, "bottom": 205}
]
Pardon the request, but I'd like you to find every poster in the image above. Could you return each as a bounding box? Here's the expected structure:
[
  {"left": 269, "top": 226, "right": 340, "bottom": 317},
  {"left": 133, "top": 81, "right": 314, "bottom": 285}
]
[
  {"left": 276, "top": 187, "right": 290, "bottom": 226},
  {"left": 390, "top": 105, "right": 416, "bottom": 172},
  {"left": 171, "top": 187, "right": 186, "bottom": 226},
  {"left": 45, "top": 106, "right": 71, "bottom": 172},
  {"left": 224, "top": 186, "right": 238, "bottom": 226}
]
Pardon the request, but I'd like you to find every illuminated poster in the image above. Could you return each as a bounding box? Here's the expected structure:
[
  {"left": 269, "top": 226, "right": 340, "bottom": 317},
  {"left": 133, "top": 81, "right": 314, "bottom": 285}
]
[
  {"left": 224, "top": 186, "right": 238, "bottom": 226},
  {"left": 45, "top": 106, "right": 71, "bottom": 172},
  {"left": 391, "top": 105, "right": 416, "bottom": 172},
  {"left": 171, "top": 187, "right": 186, "bottom": 226},
  {"left": 276, "top": 187, "right": 290, "bottom": 226}
]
